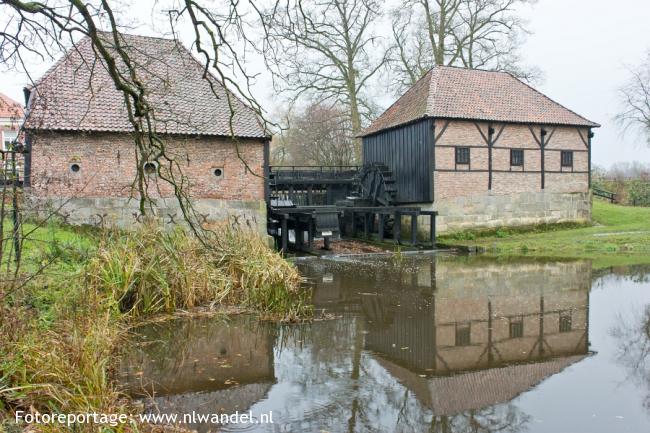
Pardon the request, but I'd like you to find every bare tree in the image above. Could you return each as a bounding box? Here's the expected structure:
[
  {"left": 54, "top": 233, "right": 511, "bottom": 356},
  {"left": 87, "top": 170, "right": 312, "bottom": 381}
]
[
  {"left": 265, "top": 0, "right": 389, "bottom": 161},
  {"left": 617, "top": 51, "right": 650, "bottom": 145},
  {"left": 608, "top": 162, "right": 650, "bottom": 181},
  {"left": 390, "top": 0, "right": 540, "bottom": 92},
  {"left": 272, "top": 103, "right": 356, "bottom": 166},
  {"left": 0, "top": 0, "right": 273, "bottom": 237}
]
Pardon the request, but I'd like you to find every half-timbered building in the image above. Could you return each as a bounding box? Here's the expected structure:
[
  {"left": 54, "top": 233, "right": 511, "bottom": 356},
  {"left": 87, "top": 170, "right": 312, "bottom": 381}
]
[{"left": 360, "top": 65, "right": 600, "bottom": 233}]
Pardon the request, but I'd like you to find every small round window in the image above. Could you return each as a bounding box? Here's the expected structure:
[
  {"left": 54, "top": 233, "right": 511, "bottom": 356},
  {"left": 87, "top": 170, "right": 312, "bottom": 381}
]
[
  {"left": 70, "top": 163, "right": 80, "bottom": 173},
  {"left": 143, "top": 162, "right": 157, "bottom": 175},
  {"left": 213, "top": 168, "right": 223, "bottom": 178}
]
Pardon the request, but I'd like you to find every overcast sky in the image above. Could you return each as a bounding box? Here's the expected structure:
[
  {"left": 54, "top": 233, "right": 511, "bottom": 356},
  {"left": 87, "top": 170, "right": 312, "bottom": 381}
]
[
  {"left": 1, "top": 0, "right": 649, "bottom": 168},
  {"left": 518, "top": 0, "right": 650, "bottom": 168}
]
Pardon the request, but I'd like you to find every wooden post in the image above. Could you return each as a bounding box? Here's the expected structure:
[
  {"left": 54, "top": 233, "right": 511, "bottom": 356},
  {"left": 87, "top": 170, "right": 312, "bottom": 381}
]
[
  {"left": 588, "top": 130, "right": 594, "bottom": 188},
  {"left": 351, "top": 211, "right": 356, "bottom": 237},
  {"left": 487, "top": 301, "right": 494, "bottom": 365},
  {"left": 363, "top": 213, "right": 370, "bottom": 238},
  {"left": 11, "top": 150, "right": 20, "bottom": 264},
  {"left": 487, "top": 125, "right": 494, "bottom": 190},
  {"left": 429, "top": 119, "right": 436, "bottom": 201},
  {"left": 378, "top": 214, "right": 385, "bottom": 241},
  {"left": 295, "top": 221, "right": 304, "bottom": 251},
  {"left": 410, "top": 214, "right": 418, "bottom": 245},
  {"left": 393, "top": 211, "right": 401, "bottom": 243},
  {"left": 263, "top": 140, "right": 270, "bottom": 203},
  {"left": 281, "top": 215, "right": 288, "bottom": 252},
  {"left": 308, "top": 219, "right": 314, "bottom": 249},
  {"left": 430, "top": 213, "right": 436, "bottom": 246},
  {"left": 540, "top": 128, "right": 547, "bottom": 189},
  {"left": 539, "top": 296, "right": 545, "bottom": 357}
]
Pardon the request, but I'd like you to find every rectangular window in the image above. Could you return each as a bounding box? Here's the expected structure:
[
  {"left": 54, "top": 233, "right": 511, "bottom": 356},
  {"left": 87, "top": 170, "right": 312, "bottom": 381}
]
[
  {"left": 2, "top": 131, "right": 17, "bottom": 151},
  {"left": 509, "top": 317, "right": 524, "bottom": 338},
  {"left": 510, "top": 149, "right": 524, "bottom": 166},
  {"left": 559, "top": 311, "right": 572, "bottom": 333},
  {"left": 561, "top": 150, "right": 573, "bottom": 168},
  {"left": 455, "top": 147, "right": 470, "bottom": 165},
  {"left": 455, "top": 323, "right": 471, "bottom": 346}
]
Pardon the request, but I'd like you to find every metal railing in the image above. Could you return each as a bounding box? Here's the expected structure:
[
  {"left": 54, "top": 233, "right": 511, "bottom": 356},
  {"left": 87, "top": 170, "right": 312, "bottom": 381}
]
[
  {"left": 592, "top": 187, "right": 616, "bottom": 203},
  {"left": 269, "top": 165, "right": 361, "bottom": 183}
]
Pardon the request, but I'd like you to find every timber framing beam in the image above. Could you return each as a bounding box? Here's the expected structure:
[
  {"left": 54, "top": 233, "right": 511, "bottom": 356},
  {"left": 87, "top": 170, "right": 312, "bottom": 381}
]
[
  {"left": 528, "top": 125, "right": 557, "bottom": 189},
  {"left": 577, "top": 127, "right": 595, "bottom": 187},
  {"left": 475, "top": 122, "right": 506, "bottom": 190}
]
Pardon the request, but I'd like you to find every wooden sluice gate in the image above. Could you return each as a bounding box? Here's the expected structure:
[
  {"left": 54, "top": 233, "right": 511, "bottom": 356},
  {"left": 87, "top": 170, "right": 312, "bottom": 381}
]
[{"left": 267, "top": 165, "right": 437, "bottom": 252}]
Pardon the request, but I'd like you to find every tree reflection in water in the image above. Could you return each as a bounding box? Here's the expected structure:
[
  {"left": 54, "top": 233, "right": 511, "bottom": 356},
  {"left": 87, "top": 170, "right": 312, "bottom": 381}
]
[
  {"left": 428, "top": 406, "right": 530, "bottom": 433},
  {"left": 612, "top": 304, "right": 650, "bottom": 411}
]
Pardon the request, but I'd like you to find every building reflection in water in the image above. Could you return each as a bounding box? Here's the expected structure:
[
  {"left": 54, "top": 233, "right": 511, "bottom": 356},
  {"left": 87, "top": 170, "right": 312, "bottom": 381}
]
[{"left": 119, "top": 255, "right": 593, "bottom": 432}]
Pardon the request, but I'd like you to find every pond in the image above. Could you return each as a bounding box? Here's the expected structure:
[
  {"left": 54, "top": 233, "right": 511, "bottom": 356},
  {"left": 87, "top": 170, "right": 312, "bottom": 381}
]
[{"left": 118, "top": 254, "right": 650, "bottom": 433}]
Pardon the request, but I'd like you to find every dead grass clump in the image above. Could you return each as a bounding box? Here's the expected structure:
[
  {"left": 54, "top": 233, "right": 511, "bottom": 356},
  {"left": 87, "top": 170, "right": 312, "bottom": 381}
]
[{"left": 86, "top": 223, "right": 311, "bottom": 321}]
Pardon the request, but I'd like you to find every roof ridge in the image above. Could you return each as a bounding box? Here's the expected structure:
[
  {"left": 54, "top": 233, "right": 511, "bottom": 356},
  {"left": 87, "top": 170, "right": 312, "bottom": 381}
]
[
  {"left": 435, "top": 64, "right": 500, "bottom": 72},
  {"left": 96, "top": 30, "right": 179, "bottom": 43}
]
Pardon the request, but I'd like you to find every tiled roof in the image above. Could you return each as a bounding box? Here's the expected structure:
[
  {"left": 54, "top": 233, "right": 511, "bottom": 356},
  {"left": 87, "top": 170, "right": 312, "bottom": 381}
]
[
  {"left": 0, "top": 92, "right": 23, "bottom": 119},
  {"left": 376, "top": 354, "right": 589, "bottom": 415},
  {"left": 25, "top": 33, "right": 267, "bottom": 138},
  {"left": 361, "top": 66, "right": 600, "bottom": 136}
]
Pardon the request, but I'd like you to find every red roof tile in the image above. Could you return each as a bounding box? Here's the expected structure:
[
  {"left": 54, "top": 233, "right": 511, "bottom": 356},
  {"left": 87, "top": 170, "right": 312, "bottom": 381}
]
[
  {"left": 0, "top": 92, "right": 23, "bottom": 119},
  {"left": 361, "top": 66, "right": 599, "bottom": 136},
  {"left": 25, "top": 33, "right": 267, "bottom": 138}
]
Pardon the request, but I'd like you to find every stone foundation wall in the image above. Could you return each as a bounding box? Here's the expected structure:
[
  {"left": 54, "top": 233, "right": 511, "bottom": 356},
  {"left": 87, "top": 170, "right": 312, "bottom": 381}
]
[
  {"left": 418, "top": 190, "right": 591, "bottom": 234},
  {"left": 25, "top": 196, "right": 267, "bottom": 236}
]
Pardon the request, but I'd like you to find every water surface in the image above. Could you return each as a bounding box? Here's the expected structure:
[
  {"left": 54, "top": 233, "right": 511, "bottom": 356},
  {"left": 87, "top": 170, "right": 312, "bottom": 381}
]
[{"left": 119, "top": 254, "right": 650, "bottom": 432}]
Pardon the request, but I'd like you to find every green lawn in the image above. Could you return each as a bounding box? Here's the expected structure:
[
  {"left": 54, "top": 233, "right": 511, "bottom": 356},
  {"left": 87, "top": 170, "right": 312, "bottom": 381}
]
[
  {"left": 438, "top": 200, "right": 650, "bottom": 268},
  {"left": 4, "top": 220, "right": 97, "bottom": 276}
]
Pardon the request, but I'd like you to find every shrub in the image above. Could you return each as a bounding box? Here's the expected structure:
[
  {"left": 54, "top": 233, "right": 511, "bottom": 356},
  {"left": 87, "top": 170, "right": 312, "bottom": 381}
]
[{"left": 628, "top": 180, "right": 650, "bottom": 207}]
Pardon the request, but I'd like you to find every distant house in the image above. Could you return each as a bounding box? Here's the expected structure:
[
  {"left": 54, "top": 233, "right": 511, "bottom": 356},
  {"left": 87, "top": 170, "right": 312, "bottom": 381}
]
[
  {"left": 23, "top": 33, "right": 269, "bottom": 231},
  {"left": 0, "top": 92, "right": 23, "bottom": 151},
  {"left": 360, "top": 66, "right": 600, "bottom": 233}
]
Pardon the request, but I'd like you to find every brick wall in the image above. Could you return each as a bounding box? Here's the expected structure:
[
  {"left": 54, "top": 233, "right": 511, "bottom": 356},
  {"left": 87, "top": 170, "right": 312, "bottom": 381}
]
[
  {"left": 29, "top": 131, "right": 265, "bottom": 200},
  {"left": 433, "top": 120, "right": 590, "bottom": 200},
  {"left": 26, "top": 131, "right": 268, "bottom": 233}
]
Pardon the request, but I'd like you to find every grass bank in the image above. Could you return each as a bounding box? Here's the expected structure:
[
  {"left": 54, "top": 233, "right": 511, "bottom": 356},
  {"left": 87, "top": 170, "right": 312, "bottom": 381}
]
[
  {"left": 439, "top": 200, "right": 650, "bottom": 268},
  {"left": 1, "top": 222, "right": 308, "bottom": 432}
]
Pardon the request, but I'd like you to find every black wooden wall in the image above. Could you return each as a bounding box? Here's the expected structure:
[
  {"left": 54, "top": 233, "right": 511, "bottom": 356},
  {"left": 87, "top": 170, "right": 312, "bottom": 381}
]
[{"left": 362, "top": 118, "right": 433, "bottom": 203}]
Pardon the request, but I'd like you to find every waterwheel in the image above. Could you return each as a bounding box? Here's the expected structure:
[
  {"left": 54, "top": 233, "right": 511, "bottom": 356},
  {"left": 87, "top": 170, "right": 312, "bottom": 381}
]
[{"left": 357, "top": 163, "right": 397, "bottom": 206}]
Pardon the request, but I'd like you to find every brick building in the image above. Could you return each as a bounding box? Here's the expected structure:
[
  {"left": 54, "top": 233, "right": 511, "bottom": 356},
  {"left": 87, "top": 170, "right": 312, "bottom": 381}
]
[
  {"left": 360, "top": 65, "right": 600, "bottom": 233},
  {"left": 23, "top": 33, "right": 268, "bottom": 231},
  {"left": 0, "top": 92, "right": 23, "bottom": 150}
]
